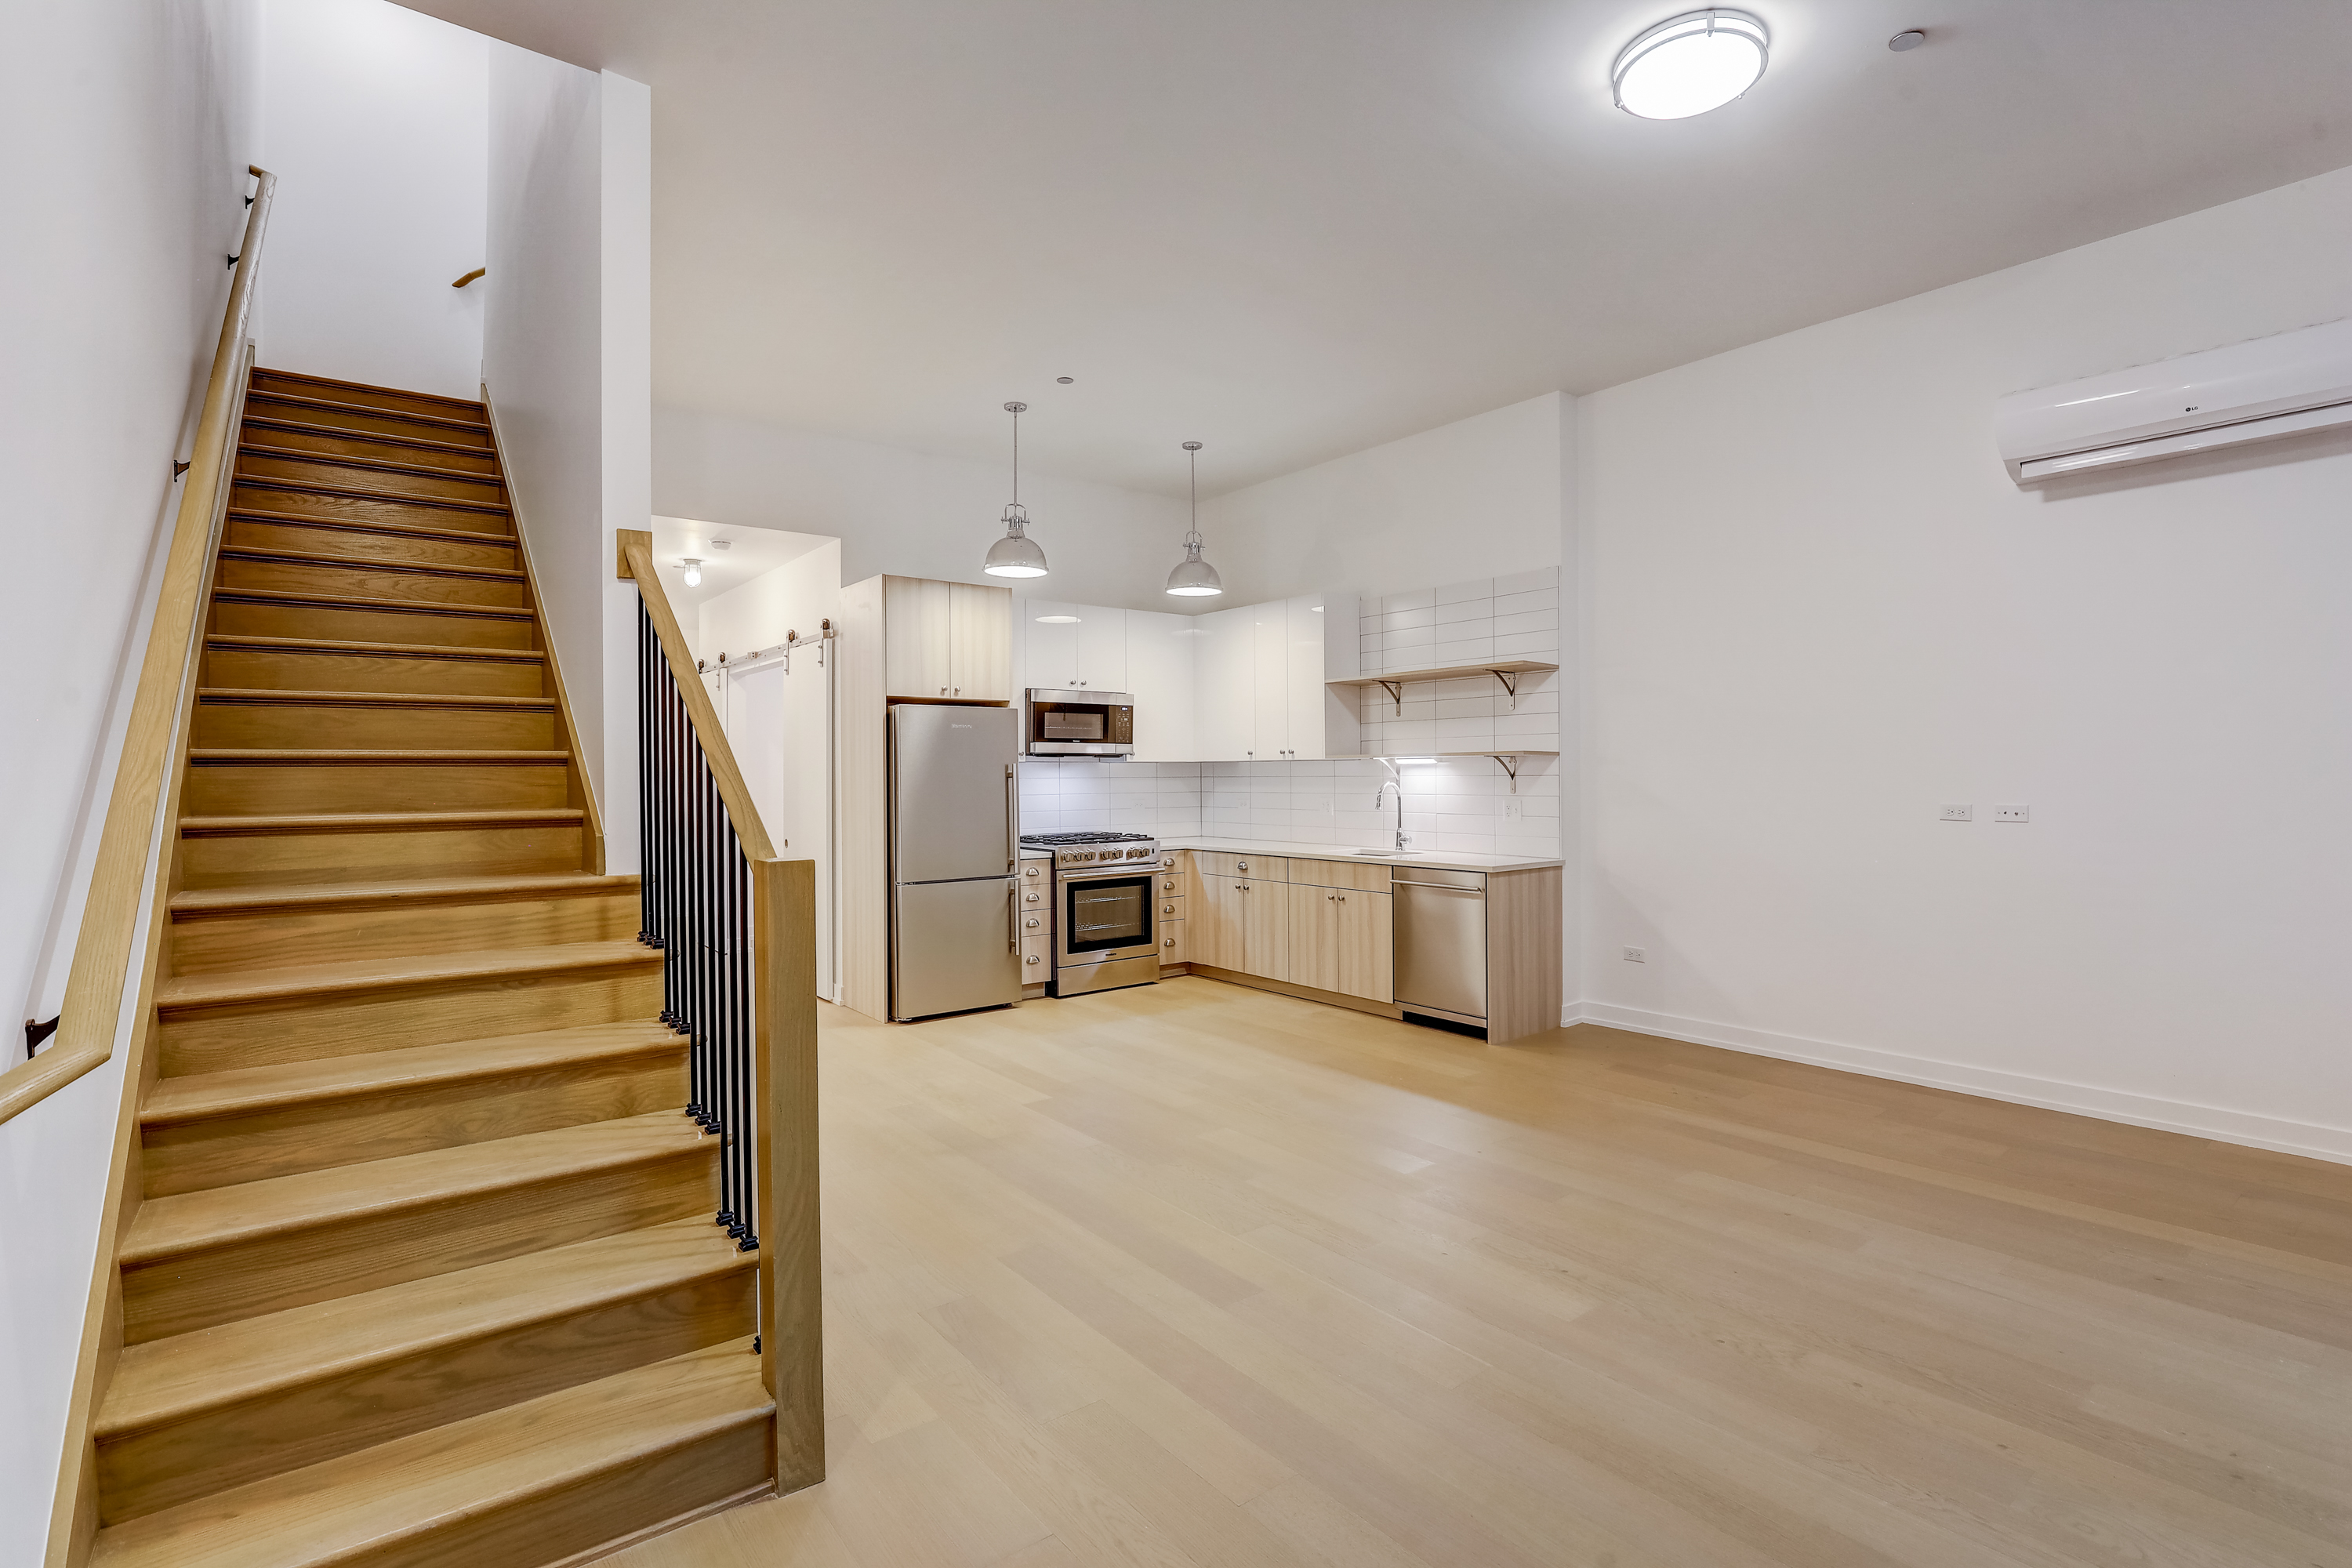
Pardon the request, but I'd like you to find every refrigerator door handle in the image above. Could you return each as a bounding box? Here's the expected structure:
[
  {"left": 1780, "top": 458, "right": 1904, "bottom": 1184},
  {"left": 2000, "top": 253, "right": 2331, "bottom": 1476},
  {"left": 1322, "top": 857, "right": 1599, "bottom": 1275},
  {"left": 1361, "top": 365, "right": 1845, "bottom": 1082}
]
[
  {"left": 1007, "top": 877, "right": 1018, "bottom": 953},
  {"left": 1004, "top": 763, "right": 1017, "bottom": 874}
]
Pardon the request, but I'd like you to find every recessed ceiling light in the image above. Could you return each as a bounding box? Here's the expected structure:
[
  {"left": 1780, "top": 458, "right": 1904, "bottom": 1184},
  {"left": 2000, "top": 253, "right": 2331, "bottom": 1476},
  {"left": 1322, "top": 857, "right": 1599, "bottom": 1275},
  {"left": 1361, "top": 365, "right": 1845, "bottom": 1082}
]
[
  {"left": 1887, "top": 28, "right": 1926, "bottom": 52},
  {"left": 1612, "top": 9, "right": 1769, "bottom": 121},
  {"left": 1034, "top": 615, "right": 1080, "bottom": 623}
]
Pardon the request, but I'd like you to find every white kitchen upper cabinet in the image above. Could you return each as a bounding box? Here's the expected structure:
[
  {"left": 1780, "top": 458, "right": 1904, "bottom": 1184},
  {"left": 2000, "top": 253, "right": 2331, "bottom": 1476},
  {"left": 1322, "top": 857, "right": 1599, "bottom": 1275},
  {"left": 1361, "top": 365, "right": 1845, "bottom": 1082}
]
[
  {"left": 1076, "top": 609, "right": 1127, "bottom": 691},
  {"left": 1250, "top": 605, "right": 1288, "bottom": 760},
  {"left": 1123, "top": 609, "right": 1196, "bottom": 761},
  {"left": 1192, "top": 604, "right": 1253, "bottom": 761},
  {"left": 1286, "top": 593, "right": 1358, "bottom": 759},
  {"left": 1022, "top": 599, "right": 1077, "bottom": 691}
]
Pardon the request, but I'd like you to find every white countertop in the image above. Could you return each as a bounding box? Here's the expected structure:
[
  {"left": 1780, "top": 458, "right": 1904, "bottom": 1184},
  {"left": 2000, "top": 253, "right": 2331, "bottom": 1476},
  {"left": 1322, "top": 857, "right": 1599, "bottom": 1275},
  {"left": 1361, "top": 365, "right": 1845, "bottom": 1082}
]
[{"left": 1160, "top": 836, "right": 1563, "bottom": 874}]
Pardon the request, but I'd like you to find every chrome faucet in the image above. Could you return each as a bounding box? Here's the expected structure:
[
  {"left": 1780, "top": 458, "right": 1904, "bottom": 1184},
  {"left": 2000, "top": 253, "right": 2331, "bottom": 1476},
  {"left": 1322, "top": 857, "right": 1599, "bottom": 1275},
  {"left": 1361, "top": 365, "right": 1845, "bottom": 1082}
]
[{"left": 1374, "top": 781, "right": 1411, "bottom": 853}]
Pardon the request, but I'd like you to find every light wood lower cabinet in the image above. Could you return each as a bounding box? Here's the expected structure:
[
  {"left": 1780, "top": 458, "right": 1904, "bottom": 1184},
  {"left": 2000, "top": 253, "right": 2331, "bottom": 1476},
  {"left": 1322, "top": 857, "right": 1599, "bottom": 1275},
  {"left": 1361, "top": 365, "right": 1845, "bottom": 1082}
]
[
  {"left": 1241, "top": 881, "right": 1289, "bottom": 980},
  {"left": 1159, "top": 920, "right": 1185, "bottom": 966},
  {"left": 1193, "top": 876, "right": 1248, "bottom": 971},
  {"left": 1287, "top": 885, "right": 1392, "bottom": 1002}
]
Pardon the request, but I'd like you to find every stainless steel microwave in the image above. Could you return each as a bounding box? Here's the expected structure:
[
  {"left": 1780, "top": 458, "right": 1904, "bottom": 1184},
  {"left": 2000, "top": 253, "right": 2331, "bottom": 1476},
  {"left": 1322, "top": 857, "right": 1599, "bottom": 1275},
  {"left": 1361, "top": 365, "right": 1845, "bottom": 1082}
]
[{"left": 1023, "top": 689, "right": 1135, "bottom": 757}]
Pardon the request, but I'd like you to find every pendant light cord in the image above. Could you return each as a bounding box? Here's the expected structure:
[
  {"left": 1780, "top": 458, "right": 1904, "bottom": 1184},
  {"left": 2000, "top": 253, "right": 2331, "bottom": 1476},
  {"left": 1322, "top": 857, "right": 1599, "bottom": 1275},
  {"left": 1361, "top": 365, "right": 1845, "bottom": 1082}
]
[{"left": 1185, "top": 440, "right": 1203, "bottom": 547}]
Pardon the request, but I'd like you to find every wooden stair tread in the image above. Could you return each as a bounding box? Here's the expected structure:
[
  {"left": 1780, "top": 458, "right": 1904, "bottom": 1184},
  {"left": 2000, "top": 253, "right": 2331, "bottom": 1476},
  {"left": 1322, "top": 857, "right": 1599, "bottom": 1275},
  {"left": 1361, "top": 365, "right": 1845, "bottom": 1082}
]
[
  {"left": 231, "top": 475, "right": 511, "bottom": 517},
  {"left": 141, "top": 1020, "right": 677, "bottom": 1125},
  {"left": 197, "top": 688, "right": 557, "bottom": 712},
  {"left": 155, "top": 940, "right": 658, "bottom": 1011},
  {"left": 212, "top": 586, "right": 535, "bottom": 619},
  {"left": 119, "top": 1112, "right": 710, "bottom": 1265},
  {"left": 96, "top": 1218, "right": 744, "bottom": 1439},
  {"left": 188, "top": 748, "right": 572, "bottom": 764},
  {"left": 240, "top": 443, "right": 507, "bottom": 488},
  {"left": 242, "top": 417, "right": 496, "bottom": 459},
  {"left": 251, "top": 368, "right": 488, "bottom": 415},
  {"left": 205, "top": 633, "right": 543, "bottom": 662},
  {"left": 170, "top": 871, "right": 632, "bottom": 915},
  {"left": 219, "top": 545, "right": 525, "bottom": 582},
  {"left": 176, "top": 809, "right": 582, "bottom": 839},
  {"left": 226, "top": 507, "right": 517, "bottom": 549},
  {"left": 88, "top": 1338, "right": 767, "bottom": 1568},
  {"left": 245, "top": 390, "right": 490, "bottom": 434}
]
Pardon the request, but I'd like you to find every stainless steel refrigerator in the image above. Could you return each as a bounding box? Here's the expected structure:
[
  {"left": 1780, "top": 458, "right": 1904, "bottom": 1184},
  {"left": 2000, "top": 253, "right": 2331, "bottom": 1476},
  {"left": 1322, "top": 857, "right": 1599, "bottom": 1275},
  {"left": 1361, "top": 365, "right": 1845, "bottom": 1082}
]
[{"left": 888, "top": 704, "right": 1022, "bottom": 1020}]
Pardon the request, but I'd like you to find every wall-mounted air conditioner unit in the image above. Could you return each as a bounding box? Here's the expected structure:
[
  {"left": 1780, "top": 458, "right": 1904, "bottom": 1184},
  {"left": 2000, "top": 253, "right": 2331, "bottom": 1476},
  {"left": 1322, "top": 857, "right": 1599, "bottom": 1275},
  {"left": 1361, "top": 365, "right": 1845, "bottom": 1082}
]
[{"left": 1995, "top": 318, "right": 2352, "bottom": 485}]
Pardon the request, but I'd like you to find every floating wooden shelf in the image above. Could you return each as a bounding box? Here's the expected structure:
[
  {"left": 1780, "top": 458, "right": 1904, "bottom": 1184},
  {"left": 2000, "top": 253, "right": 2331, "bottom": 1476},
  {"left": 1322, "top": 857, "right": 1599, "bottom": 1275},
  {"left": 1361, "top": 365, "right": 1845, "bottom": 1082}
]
[
  {"left": 1363, "top": 748, "right": 1560, "bottom": 789},
  {"left": 1328, "top": 659, "right": 1559, "bottom": 714}
]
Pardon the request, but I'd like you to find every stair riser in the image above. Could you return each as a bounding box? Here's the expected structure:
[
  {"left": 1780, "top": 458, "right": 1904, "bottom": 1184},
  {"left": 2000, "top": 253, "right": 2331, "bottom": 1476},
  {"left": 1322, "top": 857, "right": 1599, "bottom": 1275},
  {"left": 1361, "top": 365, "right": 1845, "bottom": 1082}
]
[
  {"left": 243, "top": 424, "right": 501, "bottom": 476},
  {"left": 119, "top": 1146, "right": 718, "bottom": 1342},
  {"left": 172, "top": 890, "right": 638, "bottom": 975},
  {"left": 217, "top": 556, "right": 528, "bottom": 609},
  {"left": 249, "top": 372, "right": 488, "bottom": 425},
  {"left": 158, "top": 964, "right": 663, "bottom": 1076},
  {"left": 178, "top": 822, "right": 583, "bottom": 890},
  {"left": 184, "top": 760, "right": 571, "bottom": 815},
  {"left": 225, "top": 517, "right": 517, "bottom": 571},
  {"left": 142, "top": 1049, "right": 688, "bottom": 1194},
  {"left": 238, "top": 452, "right": 504, "bottom": 506},
  {"left": 230, "top": 481, "right": 510, "bottom": 537},
  {"left": 96, "top": 1263, "right": 754, "bottom": 1524},
  {"left": 212, "top": 598, "right": 538, "bottom": 650},
  {"left": 194, "top": 702, "right": 557, "bottom": 751},
  {"left": 202, "top": 645, "right": 546, "bottom": 698},
  {"left": 244, "top": 394, "right": 494, "bottom": 449}
]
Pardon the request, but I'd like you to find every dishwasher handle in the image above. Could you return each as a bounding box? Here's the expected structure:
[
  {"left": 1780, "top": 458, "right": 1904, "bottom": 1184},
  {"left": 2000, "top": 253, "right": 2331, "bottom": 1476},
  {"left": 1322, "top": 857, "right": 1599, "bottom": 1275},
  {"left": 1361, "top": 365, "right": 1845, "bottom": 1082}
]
[{"left": 1392, "top": 880, "right": 1484, "bottom": 894}]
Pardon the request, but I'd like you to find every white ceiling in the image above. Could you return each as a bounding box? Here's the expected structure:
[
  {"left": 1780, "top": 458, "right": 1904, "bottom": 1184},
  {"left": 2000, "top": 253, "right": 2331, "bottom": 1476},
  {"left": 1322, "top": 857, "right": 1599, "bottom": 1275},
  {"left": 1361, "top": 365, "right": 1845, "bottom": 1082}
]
[
  {"left": 405, "top": 0, "right": 2352, "bottom": 494},
  {"left": 648, "top": 514, "right": 832, "bottom": 615}
]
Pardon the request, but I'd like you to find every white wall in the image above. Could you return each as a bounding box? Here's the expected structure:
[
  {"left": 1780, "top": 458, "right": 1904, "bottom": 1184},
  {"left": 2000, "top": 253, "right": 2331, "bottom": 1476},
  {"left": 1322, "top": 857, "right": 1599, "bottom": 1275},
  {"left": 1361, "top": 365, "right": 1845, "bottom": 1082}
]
[
  {"left": 253, "top": 0, "right": 486, "bottom": 398},
  {"left": 483, "top": 54, "right": 652, "bottom": 872},
  {"left": 0, "top": 0, "right": 260, "bottom": 1553},
  {"left": 1577, "top": 166, "right": 2352, "bottom": 1163},
  {"left": 656, "top": 408, "right": 1189, "bottom": 612},
  {"left": 1200, "top": 393, "right": 1572, "bottom": 605},
  {"left": 698, "top": 543, "right": 844, "bottom": 996}
]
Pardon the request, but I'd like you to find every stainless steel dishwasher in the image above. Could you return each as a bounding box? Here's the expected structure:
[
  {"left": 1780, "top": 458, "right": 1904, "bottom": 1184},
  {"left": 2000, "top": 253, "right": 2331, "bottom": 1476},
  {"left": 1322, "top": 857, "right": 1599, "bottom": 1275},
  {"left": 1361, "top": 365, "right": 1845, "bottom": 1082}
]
[{"left": 1392, "top": 867, "right": 1486, "bottom": 1033}]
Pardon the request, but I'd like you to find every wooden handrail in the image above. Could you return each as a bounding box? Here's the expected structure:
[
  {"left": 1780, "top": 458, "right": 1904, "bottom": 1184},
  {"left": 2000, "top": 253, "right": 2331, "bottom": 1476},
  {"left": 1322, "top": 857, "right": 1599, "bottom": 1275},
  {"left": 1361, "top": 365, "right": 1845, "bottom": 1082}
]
[
  {"left": 0, "top": 165, "right": 277, "bottom": 1126},
  {"left": 615, "top": 529, "right": 778, "bottom": 861}
]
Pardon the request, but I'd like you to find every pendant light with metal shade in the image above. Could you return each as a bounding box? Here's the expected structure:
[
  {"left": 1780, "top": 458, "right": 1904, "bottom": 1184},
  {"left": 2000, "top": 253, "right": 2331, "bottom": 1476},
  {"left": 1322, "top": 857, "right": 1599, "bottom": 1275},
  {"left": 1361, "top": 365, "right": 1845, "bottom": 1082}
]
[
  {"left": 1164, "top": 441, "right": 1223, "bottom": 597},
  {"left": 982, "top": 400, "right": 1049, "bottom": 579}
]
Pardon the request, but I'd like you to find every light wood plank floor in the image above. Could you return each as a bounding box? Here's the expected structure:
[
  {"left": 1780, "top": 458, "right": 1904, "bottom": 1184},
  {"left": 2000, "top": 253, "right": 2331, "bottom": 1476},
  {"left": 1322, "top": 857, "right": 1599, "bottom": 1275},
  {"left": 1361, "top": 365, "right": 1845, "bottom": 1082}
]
[{"left": 611, "top": 976, "right": 2352, "bottom": 1568}]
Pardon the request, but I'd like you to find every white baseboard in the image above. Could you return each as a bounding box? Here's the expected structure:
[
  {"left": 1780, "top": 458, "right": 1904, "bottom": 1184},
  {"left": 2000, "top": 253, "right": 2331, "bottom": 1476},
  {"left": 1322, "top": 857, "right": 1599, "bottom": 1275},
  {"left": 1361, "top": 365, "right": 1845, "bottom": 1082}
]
[{"left": 1560, "top": 1001, "right": 2352, "bottom": 1168}]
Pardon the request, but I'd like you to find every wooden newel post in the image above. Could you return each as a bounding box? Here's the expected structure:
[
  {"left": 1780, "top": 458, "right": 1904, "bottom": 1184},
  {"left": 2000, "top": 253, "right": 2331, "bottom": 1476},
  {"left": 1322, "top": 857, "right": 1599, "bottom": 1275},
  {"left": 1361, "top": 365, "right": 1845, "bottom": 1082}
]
[{"left": 754, "top": 855, "right": 825, "bottom": 1494}]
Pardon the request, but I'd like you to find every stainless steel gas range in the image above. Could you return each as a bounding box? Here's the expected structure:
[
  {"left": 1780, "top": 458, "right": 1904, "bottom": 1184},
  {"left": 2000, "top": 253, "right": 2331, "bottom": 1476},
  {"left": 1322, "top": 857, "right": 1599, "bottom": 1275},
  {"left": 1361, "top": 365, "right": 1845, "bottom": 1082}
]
[{"left": 1019, "top": 830, "right": 1167, "bottom": 998}]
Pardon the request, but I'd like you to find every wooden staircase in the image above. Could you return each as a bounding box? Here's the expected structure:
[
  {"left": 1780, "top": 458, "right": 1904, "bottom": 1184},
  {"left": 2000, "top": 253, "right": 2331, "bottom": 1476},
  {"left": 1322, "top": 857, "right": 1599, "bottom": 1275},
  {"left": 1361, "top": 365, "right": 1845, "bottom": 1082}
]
[{"left": 85, "top": 369, "right": 776, "bottom": 1568}]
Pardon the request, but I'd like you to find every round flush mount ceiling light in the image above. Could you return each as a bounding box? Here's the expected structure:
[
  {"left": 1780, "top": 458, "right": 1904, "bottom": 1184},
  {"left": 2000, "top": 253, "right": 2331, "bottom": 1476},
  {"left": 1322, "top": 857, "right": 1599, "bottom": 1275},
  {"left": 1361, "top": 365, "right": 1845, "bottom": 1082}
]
[
  {"left": 681, "top": 557, "right": 702, "bottom": 587},
  {"left": 1887, "top": 28, "right": 1925, "bottom": 51},
  {"left": 1612, "top": 9, "right": 1769, "bottom": 120}
]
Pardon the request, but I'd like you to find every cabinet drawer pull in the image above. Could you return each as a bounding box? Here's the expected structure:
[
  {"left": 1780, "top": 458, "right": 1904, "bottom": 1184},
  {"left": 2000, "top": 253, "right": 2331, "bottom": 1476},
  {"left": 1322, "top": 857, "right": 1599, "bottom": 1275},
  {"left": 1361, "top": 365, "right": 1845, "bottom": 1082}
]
[{"left": 1025, "top": 955, "right": 1041, "bottom": 966}]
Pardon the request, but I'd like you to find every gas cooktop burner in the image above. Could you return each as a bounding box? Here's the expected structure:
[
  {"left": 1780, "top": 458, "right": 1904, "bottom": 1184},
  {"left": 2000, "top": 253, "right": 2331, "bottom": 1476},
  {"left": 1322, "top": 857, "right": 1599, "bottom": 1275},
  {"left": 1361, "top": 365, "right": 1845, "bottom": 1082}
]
[{"left": 1018, "top": 831, "right": 1155, "bottom": 846}]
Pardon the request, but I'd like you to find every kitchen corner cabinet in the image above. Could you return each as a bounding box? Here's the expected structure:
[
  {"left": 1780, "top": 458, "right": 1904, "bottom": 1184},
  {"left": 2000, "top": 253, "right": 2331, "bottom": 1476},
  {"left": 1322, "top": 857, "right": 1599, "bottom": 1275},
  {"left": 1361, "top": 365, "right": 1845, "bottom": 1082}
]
[
  {"left": 1191, "top": 593, "right": 1358, "bottom": 762},
  {"left": 880, "top": 575, "right": 1011, "bottom": 701},
  {"left": 1188, "top": 851, "right": 1392, "bottom": 1004}
]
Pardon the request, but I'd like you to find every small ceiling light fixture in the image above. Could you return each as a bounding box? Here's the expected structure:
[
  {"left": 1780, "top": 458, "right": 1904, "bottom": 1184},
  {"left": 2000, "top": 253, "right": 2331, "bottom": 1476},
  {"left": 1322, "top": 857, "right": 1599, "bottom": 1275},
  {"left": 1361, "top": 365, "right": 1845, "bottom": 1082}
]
[
  {"left": 710, "top": 538, "right": 731, "bottom": 550},
  {"left": 681, "top": 557, "right": 702, "bottom": 587},
  {"left": 1887, "top": 28, "right": 1926, "bottom": 51},
  {"left": 982, "top": 401, "right": 1049, "bottom": 579},
  {"left": 1056, "top": 376, "right": 1075, "bottom": 384},
  {"left": 1611, "top": 9, "right": 1769, "bottom": 120},
  {"left": 1164, "top": 441, "right": 1224, "bottom": 597}
]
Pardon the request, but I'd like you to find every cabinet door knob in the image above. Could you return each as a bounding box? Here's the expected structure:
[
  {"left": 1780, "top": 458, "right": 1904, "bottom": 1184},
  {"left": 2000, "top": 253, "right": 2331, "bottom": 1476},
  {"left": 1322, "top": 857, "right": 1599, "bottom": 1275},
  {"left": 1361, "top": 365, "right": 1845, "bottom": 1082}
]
[{"left": 939, "top": 687, "right": 947, "bottom": 695}]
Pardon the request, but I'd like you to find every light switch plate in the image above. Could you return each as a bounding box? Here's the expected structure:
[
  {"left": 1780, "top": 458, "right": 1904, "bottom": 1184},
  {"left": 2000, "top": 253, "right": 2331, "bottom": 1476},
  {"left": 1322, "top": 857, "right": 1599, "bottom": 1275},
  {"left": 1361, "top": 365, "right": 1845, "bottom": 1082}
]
[
  {"left": 1622, "top": 946, "right": 1646, "bottom": 963},
  {"left": 1940, "top": 804, "right": 1973, "bottom": 822}
]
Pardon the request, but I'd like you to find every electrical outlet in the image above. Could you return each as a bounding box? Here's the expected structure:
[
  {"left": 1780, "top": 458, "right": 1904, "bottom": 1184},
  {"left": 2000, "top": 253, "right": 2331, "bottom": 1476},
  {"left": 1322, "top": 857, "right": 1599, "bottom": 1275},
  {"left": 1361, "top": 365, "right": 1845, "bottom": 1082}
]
[
  {"left": 1994, "top": 804, "right": 2031, "bottom": 822},
  {"left": 1622, "top": 946, "right": 1646, "bottom": 963},
  {"left": 1940, "top": 804, "right": 1973, "bottom": 822}
]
